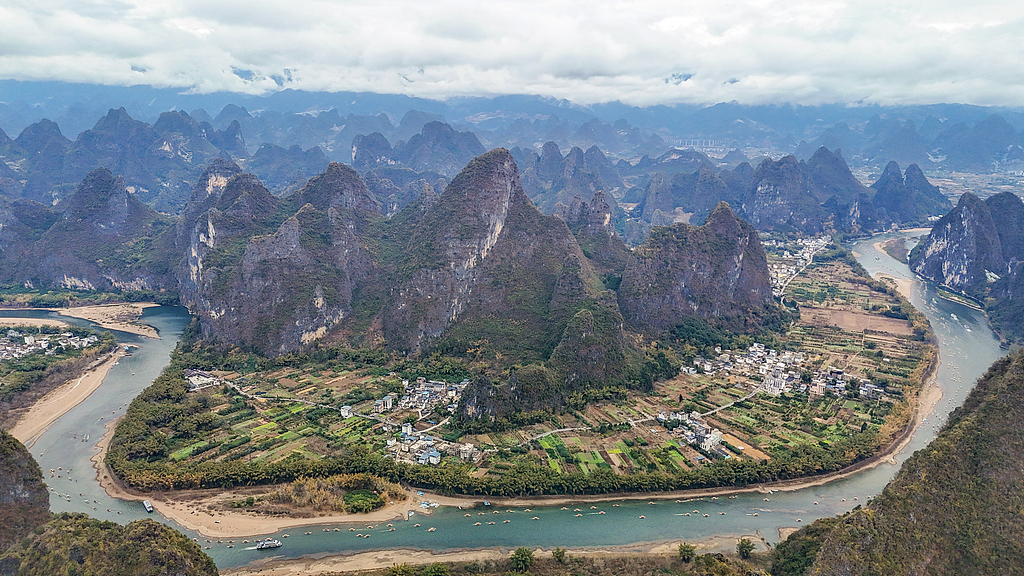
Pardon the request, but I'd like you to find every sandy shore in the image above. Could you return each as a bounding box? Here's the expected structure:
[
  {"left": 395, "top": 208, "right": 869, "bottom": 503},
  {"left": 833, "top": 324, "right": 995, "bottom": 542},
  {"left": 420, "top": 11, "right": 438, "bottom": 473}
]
[
  {"left": 874, "top": 272, "right": 914, "bottom": 300},
  {"left": 220, "top": 533, "right": 766, "bottom": 576},
  {"left": 9, "top": 349, "right": 123, "bottom": 448},
  {"left": 0, "top": 317, "right": 70, "bottom": 329},
  {"left": 53, "top": 303, "right": 160, "bottom": 338},
  {"left": 94, "top": 420, "right": 428, "bottom": 538}
]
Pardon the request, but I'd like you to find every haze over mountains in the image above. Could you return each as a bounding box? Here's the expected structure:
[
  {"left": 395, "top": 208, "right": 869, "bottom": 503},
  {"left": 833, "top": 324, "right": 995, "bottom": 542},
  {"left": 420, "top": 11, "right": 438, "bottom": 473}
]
[
  {"left": 3, "top": 82, "right": 1024, "bottom": 173},
  {"left": 0, "top": 99, "right": 959, "bottom": 241}
]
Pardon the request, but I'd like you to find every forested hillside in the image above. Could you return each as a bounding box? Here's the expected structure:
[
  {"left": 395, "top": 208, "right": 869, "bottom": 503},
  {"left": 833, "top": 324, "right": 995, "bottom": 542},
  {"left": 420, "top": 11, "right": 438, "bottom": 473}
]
[{"left": 772, "top": 349, "right": 1024, "bottom": 575}]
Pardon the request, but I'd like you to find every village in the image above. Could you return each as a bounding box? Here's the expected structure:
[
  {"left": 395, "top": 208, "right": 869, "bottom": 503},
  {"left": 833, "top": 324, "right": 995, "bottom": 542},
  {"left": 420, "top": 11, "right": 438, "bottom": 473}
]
[
  {"left": 659, "top": 340, "right": 890, "bottom": 460},
  {"left": 0, "top": 329, "right": 100, "bottom": 360},
  {"left": 167, "top": 244, "right": 922, "bottom": 481},
  {"left": 762, "top": 235, "right": 833, "bottom": 297},
  {"left": 184, "top": 367, "right": 480, "bottom": 468}
]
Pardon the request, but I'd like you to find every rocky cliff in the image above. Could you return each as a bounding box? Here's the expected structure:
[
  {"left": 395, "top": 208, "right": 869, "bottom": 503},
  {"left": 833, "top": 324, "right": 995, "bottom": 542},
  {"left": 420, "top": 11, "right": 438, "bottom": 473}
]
[
  {"left": 910, "top": 191, "right": 1024, "bottom": 342},
  {"left": 175, "top": 161, "right": 380, "bottom": 355},
  {"left": 2, "top": 167, "right": 175, "bottom": 291},
  {"left": 385, "top": 148, "right": 604, "bottom": 358},
  {"left": 871, "top": 161, "right": 951, "bottom": 226},
  {"left": 909, "top": 192, "right": 1013, "bottom": 293},
  {"left": 618, "top": 201, "right": 773, "bottom": 334}
]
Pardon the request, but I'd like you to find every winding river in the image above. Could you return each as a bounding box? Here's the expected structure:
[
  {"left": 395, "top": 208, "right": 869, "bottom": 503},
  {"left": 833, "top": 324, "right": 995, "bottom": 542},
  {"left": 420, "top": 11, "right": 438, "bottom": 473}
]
[{"left": 17, "top": 230, "right": 1007, "bottom": 570}]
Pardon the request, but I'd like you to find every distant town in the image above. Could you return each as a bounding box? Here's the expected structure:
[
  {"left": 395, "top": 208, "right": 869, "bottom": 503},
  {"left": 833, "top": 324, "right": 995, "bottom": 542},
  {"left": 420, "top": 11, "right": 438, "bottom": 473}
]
[{"left": 1, "top": 330, "right": 99, "bottom": 360}]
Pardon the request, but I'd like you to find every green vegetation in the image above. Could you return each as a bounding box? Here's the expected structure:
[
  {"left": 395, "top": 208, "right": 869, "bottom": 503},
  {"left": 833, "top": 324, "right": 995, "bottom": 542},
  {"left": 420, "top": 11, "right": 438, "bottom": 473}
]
[
  {"left": 0, "top": 285, "right": 178, "bottom": 308},
  {"left": 265, "top": 473, "right": 406, "bottom": 513},
  {"left": 0, "top": 326, "right": 115, "bottom": 429},
  {"left": 773, "top": 350, "right": 1024, "bottom": 575},
  {"left": 0, "top": 513, "right": 217, "bottom": 576},
  {"left": 736, "top": 538, "right": 755, "bottom": 559},
  {"left": 0, "top": 431, "right": 50, "bottom": 552},
  {"left": 510, "top": 547, "right": 534, "bottom": 572},
  {"left": 362, "top": 551, "right": 771, "bottom": 576}
]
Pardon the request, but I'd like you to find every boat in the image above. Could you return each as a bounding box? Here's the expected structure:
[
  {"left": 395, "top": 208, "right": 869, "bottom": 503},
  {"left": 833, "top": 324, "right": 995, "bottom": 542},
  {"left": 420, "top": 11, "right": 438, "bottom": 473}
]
[
  {"left": 256, "top": 539, "right": 283, "bottom": 550},
  {"left": 142, "top": 500, "right": 154, "bottom": 513}
]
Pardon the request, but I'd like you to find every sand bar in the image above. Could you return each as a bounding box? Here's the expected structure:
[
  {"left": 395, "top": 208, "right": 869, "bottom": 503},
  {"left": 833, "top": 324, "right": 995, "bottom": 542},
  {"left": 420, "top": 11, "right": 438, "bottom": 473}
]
[
  {"left": 221, "top": 533, "right": 766, "bottom": 576},
  {"left": 0, "top": 318, "right": 69, "bottom": 329},
  {"left": 9, "top": 349, "right": 123, "bottom": 448},
  {"left": 874, "top": 272, "right": 914, "bottom": 300},
  {"left": 53, "top": 303, "right": 160, "bottom": 338}
]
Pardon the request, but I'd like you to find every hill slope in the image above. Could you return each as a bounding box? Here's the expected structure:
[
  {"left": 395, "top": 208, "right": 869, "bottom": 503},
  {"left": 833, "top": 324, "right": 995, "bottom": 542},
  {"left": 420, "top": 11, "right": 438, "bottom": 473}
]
[
  {"left": 0, "top": 513, "right": 218, "bottom": 576},
  {"left": 0, "top": 431, "right": 49, "bottom": 553},
  {"left": 773, "top": 349, "right": 1024, "bottom": 576}
]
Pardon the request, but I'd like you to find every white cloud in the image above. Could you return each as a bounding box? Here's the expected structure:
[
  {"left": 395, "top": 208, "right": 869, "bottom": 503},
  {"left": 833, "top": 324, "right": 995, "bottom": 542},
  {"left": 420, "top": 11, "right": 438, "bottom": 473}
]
[{"left": 0, "top": 0, "right": 1022, "bottom": 106}]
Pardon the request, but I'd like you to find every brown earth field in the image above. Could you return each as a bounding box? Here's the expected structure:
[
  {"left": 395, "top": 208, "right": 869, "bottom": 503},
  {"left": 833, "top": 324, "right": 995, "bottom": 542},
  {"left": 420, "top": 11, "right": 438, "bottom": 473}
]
[{"left": 801, "top": 308, "right": 913, "bottom": 335}]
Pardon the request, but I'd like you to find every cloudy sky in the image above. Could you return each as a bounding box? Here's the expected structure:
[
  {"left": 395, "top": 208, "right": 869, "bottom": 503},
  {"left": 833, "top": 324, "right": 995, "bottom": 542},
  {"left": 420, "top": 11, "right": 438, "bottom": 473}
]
[{"left": 1, "top": 0, "right": 1022, "bottom": 106}]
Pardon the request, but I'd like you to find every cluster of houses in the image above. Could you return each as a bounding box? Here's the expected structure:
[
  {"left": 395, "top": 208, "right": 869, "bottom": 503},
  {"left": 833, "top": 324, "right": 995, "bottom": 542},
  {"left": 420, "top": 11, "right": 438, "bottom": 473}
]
[
  {"left": 185, "top": 368, "right": 225, "bottom": 391},
  {"left": 387, "top": 423, "right": 480, "bottom": 466},
  {"left": 692, "top": 342, "right": 885, "bottom": 402},
  {"left": 763, "top": 235, "right": 832, "bottom": 297},
  {"left": 656, "top": 410, "right": 729, "bottom": 457},
  {"left": 691, "top": 342, "right": 805, "bottom": 391},
  {"left": 800, "top": 368, "right": 885, "bottom": 400},
  {"left": 1, "top": 330, "right": 99, "bottom": 360},
  {"left": 377, "top": 377, "right": 470, "bottom": 416}
]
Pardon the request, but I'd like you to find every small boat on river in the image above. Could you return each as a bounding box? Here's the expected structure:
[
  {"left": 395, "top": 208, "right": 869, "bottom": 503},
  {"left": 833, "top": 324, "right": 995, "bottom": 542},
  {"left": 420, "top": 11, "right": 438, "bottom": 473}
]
[{"left": 256, "top": 539, "right": 283, "bottom": 550}]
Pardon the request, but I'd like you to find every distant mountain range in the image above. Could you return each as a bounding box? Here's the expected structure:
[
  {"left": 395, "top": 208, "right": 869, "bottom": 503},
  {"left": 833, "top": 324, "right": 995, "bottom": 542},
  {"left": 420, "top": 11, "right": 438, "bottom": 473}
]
[{"left": 3, "top": 81, "right": 1024, "bottom": 175}]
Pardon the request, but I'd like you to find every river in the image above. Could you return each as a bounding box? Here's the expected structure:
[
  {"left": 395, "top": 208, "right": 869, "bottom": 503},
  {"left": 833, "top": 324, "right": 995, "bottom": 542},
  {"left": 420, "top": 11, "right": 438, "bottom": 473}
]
[{"left": 16, "top": 230, "right": 1007, "bottom": 569}]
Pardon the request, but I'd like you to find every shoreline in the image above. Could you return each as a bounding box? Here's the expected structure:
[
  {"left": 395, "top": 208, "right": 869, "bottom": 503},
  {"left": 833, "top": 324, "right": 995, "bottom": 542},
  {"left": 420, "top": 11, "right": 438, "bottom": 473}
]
[
  {"left": 219, "top": 533, "right": 767, "bottom": 576},
  {"left": 53, "top": 303, "right": 161, "bottom": 338},
  {"left": 0, "top": 302, "right": 162, "bottom": 338},
  {"left": 0, "top": 317, "right": 70, "bottom": 329},
  {"left": 9, "top": 349, "right": 124, "bottom": 448}
]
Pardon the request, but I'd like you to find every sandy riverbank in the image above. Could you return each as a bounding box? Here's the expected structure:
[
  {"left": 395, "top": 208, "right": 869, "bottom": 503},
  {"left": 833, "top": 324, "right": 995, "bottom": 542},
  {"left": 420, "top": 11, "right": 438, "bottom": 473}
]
[
  {"left": 220, "top": 532, "right": 766, "bottom": 576},
  {"left": 53, "top": 303, "right": 160, "bottom": 338},
  {"left": 9, "top": 349, "right": 123, "bottom": 448},
  {"left": 0, "top": 317, "right": 69, "bottom": 329},
  {"left": 874, "top": 272, "right": 914, "bottom": 300}
]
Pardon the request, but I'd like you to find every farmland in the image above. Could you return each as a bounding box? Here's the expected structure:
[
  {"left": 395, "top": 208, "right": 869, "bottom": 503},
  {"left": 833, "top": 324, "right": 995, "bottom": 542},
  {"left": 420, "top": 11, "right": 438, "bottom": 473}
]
[{"left": 111, "top": 239, "right": 934, "bottom": 495}]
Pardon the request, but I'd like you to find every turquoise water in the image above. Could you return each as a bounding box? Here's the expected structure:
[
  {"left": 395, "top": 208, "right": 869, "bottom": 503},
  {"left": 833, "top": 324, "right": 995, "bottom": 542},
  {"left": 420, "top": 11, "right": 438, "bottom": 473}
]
[{"left": 25, "top": 232, "right": 1007, "bottom": 568}]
